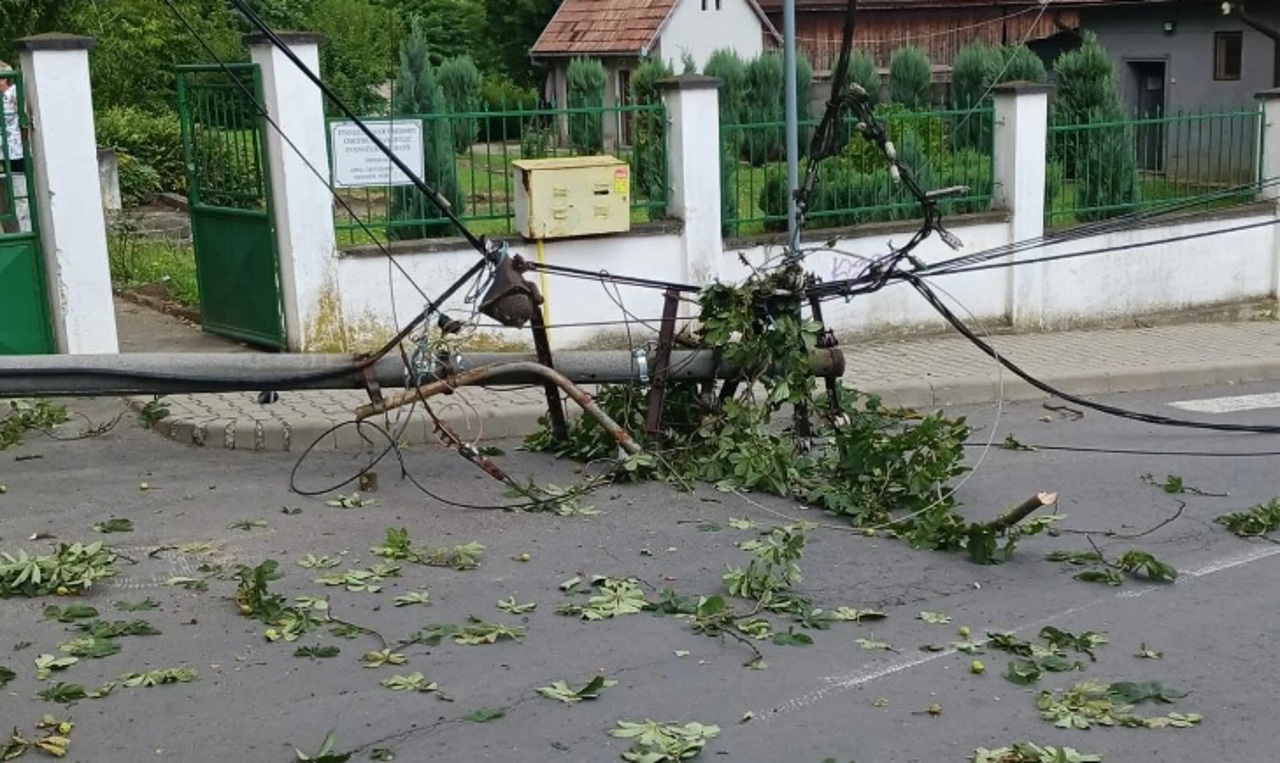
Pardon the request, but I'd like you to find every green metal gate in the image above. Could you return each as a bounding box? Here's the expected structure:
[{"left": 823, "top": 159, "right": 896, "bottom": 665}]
[
  {"left": 176, "top": 63, "right": 285, "bottom": 349},
  {"left": 0, "top": 68, "right": 53, "bottom": 354}
]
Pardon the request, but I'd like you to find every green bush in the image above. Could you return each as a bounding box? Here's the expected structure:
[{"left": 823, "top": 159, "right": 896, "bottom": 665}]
[
  {"left": 1075, "top": 104, "right": 1139, "bottom": 221},
  {"left": 566, "top": 57, "right": 607, "bottom": 154},
  {"left": 1052, "top": 32, "right": 1137, "bottom": 218},
  {"left": 951, "top": 42, "right": 1000, "bottom": 110},
  {"left": 1045, "top": 159, "right": 1065, "bottom": 208},
  {"left": 937, "top": 149, "right": 993, "bottom": 215},
  {"left": 741, "top": 51, "right": 812, "bottom": 167},
  {"left": 438, "top": 55, "right": 482, "bottom": 154},
  {"left": 95, "top": 106, "right": 186, "bottom": 195},
  {"left": 743, "top": 52, "right": 785, "bottom": 166},
  {"left": 1054, "top": 32, "right": 1117, "bottom": 126},
  {"left": 520, "top": 121, "right": 553, "bottom": 159},
  {"left": 114, "top": 151, "right": 162, "bottom": 207},
  {"left": 703, "top": 48, "right": 749, "bottom": 231},
  {"left": 630, "top": 57, "right": 673, "bottom": 211},
  {"left": 889, "top": 46, "right": 932, "bottom": 109},
  {"left": 388, "top": 17, "right": 464, "bottom": 240},
  {"left": 310, "top": 0, "right": 395, "bottom": 116},
  {"left": 843, "top": 103, "right": 945, "bottom": 175},
  {"left": 843, "top": 50, "right": 882, "bottom": 104},
  {"left": 1052, "top": 31, "right": 1120, "bottom": 172},
  {"left": 195, "top": 131, "right": 264, "bottom": 209},
  {"left": 479, "top": 75, "right": 539, "bottom": 143},
  {"left": 1001, "top": 44, "right": 1047, "bottom": 84},
  {"left": 762, "top": 132, "right": 937, "bottom": 230}
]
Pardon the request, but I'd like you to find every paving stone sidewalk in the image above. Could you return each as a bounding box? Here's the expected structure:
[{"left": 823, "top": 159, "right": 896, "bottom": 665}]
[{"left": 119, "top": 296, "right": 1280, "bottom": 451}]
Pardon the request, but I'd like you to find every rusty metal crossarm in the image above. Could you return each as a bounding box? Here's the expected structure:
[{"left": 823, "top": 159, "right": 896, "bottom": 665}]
[{"left": 354, "top": 361, "right": 643, "bottom": 457}]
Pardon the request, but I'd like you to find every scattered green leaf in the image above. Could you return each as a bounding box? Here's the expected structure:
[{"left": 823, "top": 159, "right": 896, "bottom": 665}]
[
  {"left": 361, "top": 649, "right": 408, "bottom": 669},
  {"left": 326, "top": 493, "right": 376, "bottom": 509},
  {"left": 43, "top": 604, "right": 99, "bottom": 623},
  {"left": 380, "top": 672, "right": 437, "bottom": 693},
  {"left": 298, "top": 554, "right": 342, "bottom": 569},
  {"left": 93, "top": 518, "right": 134, "bottom": 534},
  {"left": 609, "top": 720, "right": 720, "bottom": 763},
  {"left": 537, "top": 675, "right": 617, "bottom": 704},
  {"left": 113, "top": 598, "right": 159, "bottom": 612},
  {"left": 119, "top": 666, "right": 197, "bottom": 687},
  {"left": 918, "top": 611, "right": 951, "bottom": 625},
  {"left": 294, "top": 644, "right": 341, "bottom": 660},
  {"left": 463, "top": 708, "right": 505, "bottom": 723},
  {"left": 496, "top": 596, "right": 536, "bottom": 614}
]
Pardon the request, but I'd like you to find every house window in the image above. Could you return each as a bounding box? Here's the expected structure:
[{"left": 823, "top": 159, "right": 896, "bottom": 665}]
[
  {"left": 1215, "top": 31, "right": 1243, "bottom": 81},
  {"left": 701, "top": 0, "right": 721, "bottom": 9}
]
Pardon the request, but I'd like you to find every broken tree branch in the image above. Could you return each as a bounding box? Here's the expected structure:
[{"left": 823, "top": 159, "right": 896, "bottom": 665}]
[{"left": 985, "top": 492, "right": 1059, "bottom": 532}]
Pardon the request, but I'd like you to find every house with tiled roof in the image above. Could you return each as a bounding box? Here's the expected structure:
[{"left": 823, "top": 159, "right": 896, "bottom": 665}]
[{"left": 531, "top": 0, "right": 781, "bottom": 147}]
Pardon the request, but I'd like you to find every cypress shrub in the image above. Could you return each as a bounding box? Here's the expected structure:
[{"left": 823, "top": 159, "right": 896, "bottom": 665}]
[
  {"left": 704, "top": 48, "right": 750, "bottom": 232},
  {"left": 630, "top": 57, "right": 673, "bottom": 213},
  {"left": 437, "top": 55, "right": 482, "bottom": 155},
  {"left": 889, "top": 46, "right": 932, "bottom": 109},
  {"left": 387, "top": 17, "right": 463, "bottom": 240},
  {"left": 566, "top": 57, "right": 607, "bottom": 154}
]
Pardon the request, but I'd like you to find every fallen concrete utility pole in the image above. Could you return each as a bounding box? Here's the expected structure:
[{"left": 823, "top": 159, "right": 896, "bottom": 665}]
[{"left": 0, "top": 349, "right": 845, "bottom": 397}]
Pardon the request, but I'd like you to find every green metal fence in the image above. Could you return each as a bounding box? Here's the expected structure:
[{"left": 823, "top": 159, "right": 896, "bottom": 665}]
[
  {"left": 1046, "top": 107, "right": 1263, "bottom": 227},
  {"left": 328, "top": 103, "right": 668, "bottom": 246},
  {"left": 721, "top": 106, "right": 996, "bottom": 235}
]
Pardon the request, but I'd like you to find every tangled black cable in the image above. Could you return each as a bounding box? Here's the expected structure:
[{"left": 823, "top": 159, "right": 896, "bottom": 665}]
[{"left": 905, "top": 272, "right": 1280, "bottom": 435}]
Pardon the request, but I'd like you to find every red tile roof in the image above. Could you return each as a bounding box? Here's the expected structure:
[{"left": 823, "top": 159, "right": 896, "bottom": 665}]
[
  {"left": 531, "top": 0, "right": 680, "bottom": 57},
  {"left": 531, "top": 0, "right": 781, "bottom": 58}
]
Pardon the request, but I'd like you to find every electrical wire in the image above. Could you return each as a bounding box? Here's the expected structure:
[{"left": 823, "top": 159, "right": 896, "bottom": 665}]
[
  {"left": 228, "top": 0, "right": 486, "bottom": 255},
  {"left": 906, "top": 272, "right": 1280, "bottom": 435},
  {"left": 926, "top": 216, "right": 1280, "bottom": 278},
  {"left": 965, "top": 442, "right": 1280, "bottom": 458}
]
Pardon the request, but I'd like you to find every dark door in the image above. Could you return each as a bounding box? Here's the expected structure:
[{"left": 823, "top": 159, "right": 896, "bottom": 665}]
[
  {"left": 618, "top": 69, "right": 633, "bottom": 147},
  {"left": 1129, "top": 61, "right": 1166, "bottom": 172}
]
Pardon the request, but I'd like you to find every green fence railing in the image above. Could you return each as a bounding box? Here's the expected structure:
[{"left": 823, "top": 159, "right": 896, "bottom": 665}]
[
  {"left": 1046, "top": 107, "right": 1263, "bottom": 227},
  {"left": 721, "top": 106, "right": 996, "bottom": 236},
  {"left": 327, "top": 103, "right": 668, "bottom": 246}
]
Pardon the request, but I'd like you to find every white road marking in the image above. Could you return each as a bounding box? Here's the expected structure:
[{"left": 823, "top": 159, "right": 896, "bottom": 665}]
[
  {"left": 1169, "top": 392, "right": 1280, "bottom": 414},
  {"left": 755, "top": 543, "right": 1280, "bottom": 720}
]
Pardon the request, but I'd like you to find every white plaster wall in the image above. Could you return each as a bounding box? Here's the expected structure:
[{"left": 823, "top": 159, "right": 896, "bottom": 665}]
[
  {"left": 658, "top": 0, "right": 765, "bottom": 72},
  {"left": 1037, "top": 213, "right": 1278, "bottom": 326},
  {"left": 336, "top": 233, "right": 685, "bottom": 350},
  {"left": 333, "top": 211, "right": 1278, "bottom": 351}
]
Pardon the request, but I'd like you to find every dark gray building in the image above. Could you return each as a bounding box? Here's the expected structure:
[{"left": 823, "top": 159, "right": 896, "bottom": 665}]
[{"left": 1042, "top": 0, "right": 1280, "bottom": 182}]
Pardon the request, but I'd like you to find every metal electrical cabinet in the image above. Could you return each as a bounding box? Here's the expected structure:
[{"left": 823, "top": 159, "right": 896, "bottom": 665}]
[{"left": 511, "top": 156, "right": 631, "bottom": 240}]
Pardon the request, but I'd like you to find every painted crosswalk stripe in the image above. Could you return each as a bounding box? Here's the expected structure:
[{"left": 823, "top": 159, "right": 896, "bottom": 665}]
[{"left": 1170, "top": 392, "right": 1280, "bottom": 414}]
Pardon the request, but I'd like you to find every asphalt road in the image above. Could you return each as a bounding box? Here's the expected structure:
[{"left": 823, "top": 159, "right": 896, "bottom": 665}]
[{"left": 3, "top": 383, "right": 1280, "bottom": 763}]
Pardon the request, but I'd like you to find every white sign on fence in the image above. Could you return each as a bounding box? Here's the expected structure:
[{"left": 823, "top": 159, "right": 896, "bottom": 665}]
[{"left": 329, "top": 120, "right": 425, "bottom": 188}]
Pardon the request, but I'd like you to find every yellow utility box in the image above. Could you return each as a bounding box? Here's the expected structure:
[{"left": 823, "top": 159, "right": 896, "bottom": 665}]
[{"left": 511, "top": 156, "right": 631, "bottom": 240}]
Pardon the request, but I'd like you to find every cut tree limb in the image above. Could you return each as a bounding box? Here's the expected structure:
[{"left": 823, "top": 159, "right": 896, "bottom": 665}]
[{"left": 985, "top": 492, "right": 1058, "bottom": 532}]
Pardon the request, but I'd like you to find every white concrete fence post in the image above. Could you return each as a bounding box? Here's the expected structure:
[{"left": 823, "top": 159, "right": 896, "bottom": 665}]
[
  {"left": 246, "top": 32, "right": 339, "bottom": 352},
  {"left": 992, "top": 81, "right": 1052, "bottom": 331},
  {"left": 16, "top": 33, "right": 118, "bottom": 354},
  {"left": 661, "top": 75, "right": 724, "bottom": 292},
  {"left": 1257, "top": 89, "right": 1280, "bottom": 298}
]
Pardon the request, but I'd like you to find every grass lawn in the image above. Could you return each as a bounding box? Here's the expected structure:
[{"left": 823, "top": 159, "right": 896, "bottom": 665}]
[
  {"left": 108, "top": 230, "right": 200, "bottom": 310},
  {"left": 1046, "top": 175, "right": 1257, "bottom": 229}
]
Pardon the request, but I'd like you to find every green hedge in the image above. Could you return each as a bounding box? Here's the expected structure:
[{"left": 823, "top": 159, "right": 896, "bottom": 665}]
[{"left": 95, "top": 106, "right": 186, "bottom": 197}]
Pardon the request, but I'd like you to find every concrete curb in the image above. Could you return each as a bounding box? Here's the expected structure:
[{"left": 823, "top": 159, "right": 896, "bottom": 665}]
[{"left": 131, "top": 357, "right": 1280, "bottom": 452}]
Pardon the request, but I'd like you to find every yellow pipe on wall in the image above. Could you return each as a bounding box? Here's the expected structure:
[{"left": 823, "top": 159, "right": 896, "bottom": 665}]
[{"left": 535, "top": 238, "right": 552, "bottom": 339}]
